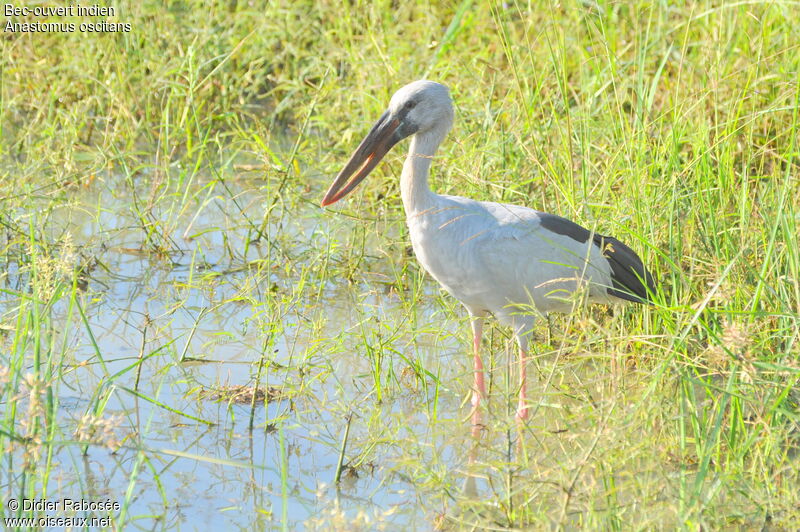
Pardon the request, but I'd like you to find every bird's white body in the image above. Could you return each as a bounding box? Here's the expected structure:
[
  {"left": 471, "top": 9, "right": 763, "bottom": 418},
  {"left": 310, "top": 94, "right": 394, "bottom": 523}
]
[
  {"left": 323, "top": 80, "right": 655, "bottom": 422},
  {"left": 399, "top": 105, "right": 614, "bottom": 348},
  {"left": 406, "top": 195, "right": 615, "bottom": 322}
]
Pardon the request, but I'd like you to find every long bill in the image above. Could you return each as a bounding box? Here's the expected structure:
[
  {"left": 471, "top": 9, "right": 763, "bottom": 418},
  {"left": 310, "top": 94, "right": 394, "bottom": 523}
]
[{"left": 321, "top": 110, "right": 402, "bottom": 206}]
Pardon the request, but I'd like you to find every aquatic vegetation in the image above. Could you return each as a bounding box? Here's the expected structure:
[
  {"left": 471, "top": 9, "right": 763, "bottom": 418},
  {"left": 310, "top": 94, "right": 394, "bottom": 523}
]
[{"left": 1, "top": 1, "right": 798, "bottom": 529}]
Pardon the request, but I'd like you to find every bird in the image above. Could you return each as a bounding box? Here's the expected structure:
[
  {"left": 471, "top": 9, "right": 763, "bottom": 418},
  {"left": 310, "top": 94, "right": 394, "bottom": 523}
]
[{"left": 321, "top": 80, "right": 656, "bottom": 424}]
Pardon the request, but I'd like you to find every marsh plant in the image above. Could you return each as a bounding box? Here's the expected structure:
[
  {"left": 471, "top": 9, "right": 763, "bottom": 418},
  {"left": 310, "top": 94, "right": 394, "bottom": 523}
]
[{"left": 1, "top": 0, "right": 799, "bottom": 529}]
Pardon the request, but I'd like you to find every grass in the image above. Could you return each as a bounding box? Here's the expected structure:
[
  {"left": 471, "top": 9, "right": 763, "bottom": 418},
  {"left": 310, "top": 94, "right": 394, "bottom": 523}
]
[{"left": 1, "top": 0, "right": 799, "bottom": 529}]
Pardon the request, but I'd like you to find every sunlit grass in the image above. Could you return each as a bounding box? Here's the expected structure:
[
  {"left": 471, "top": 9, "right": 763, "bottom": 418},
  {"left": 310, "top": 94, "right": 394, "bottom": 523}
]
[{"left": 1, "top": 0, "right": 799, "bottom": 529}]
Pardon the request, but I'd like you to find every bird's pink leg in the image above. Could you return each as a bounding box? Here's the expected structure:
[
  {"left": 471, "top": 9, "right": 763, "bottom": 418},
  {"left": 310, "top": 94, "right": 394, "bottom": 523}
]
[
  {"left": 470, "top": 316, "right": 486, "bottom": 431},
  {"left": 516, "top": 348, "right": 528, "bottom": 422}
]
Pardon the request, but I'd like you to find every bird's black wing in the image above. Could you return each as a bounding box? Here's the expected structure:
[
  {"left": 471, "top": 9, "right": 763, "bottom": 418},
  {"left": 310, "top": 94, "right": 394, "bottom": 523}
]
[
  {"left": 592, "top": 234, "right": 656, "bottom": 303},
  {"left": 537, "top": 212, "right": 656, "bottom": 304}
]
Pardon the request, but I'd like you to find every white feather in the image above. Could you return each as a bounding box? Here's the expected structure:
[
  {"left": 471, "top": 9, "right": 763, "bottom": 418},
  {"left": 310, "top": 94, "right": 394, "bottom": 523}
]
[{"left": 395, "top": 81, "right": 616, "bottom": 348}]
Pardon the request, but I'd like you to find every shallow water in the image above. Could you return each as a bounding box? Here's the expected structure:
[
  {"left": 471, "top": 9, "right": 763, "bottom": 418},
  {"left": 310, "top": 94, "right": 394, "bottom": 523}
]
[
  {"left": 1, "top": 159, "right": 694, "bottom": 530},
  {"left": 2, "top": 167, "right": 492, "bottom": 529}
]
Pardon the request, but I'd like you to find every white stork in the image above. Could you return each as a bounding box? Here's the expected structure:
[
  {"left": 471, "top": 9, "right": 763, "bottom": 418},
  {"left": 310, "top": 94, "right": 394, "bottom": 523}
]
[{"left": 322, "top": 80, "right": 656, "bottom": 423}]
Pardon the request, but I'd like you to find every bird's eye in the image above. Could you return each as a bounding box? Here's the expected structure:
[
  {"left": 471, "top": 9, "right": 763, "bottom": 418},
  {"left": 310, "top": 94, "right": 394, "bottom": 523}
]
[{"left": 405, "top": 101, "right": 416, "bottom": 110}]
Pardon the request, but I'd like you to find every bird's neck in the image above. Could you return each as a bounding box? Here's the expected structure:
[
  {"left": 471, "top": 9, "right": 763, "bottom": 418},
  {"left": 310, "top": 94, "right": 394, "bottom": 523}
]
[{"left": 400, "top": 129, "right": 444, "bottom": 215}]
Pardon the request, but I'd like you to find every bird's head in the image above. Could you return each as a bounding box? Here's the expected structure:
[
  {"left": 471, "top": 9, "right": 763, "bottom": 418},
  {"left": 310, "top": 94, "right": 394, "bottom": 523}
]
[{"left": 321, "top": 80, "right": 453, "bottom": 206}]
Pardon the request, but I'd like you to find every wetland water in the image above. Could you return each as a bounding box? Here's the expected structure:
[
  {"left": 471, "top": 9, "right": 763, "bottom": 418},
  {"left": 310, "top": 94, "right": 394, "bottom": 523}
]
[
  {"left": 5, "top": 155, "right": 781, "bottom": 530},
  {"left": 2, "top": 167, "right": 494, "bottom": 528}
]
